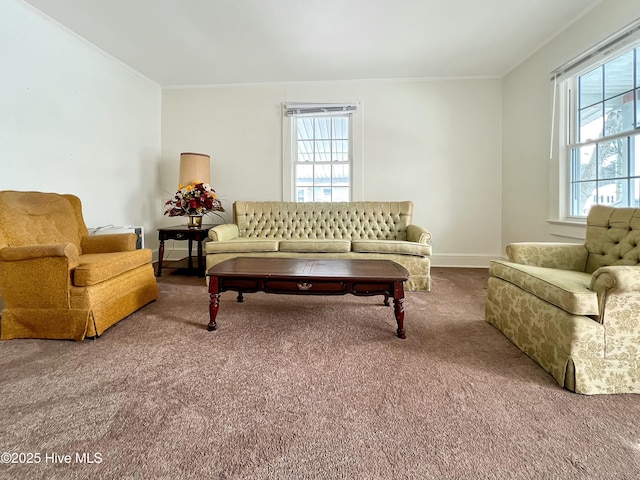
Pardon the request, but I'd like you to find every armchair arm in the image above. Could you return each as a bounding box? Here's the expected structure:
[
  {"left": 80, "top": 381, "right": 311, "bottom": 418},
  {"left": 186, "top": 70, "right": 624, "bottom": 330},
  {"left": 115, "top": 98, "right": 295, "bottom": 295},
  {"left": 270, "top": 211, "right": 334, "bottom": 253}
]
[
  {"left": 81, "top": 233, "right": 137, "bottom": 253},
  {"left": 590, "top": 267, "right": 640, "bottom": 336},
  {"left": 0, "top": 243, "right": 79, "bottom": 263},
  {"left": 0, "top": 243, "right": 79, "bottom": 308},
  {"left": 506, "top": 242, "right": 588, "bottom": 271},
  {"left": 209, "top": 224, "right": 239, "bottom": 242},
  {"left": 590, "top": 266, "right": 640, "bottom": 293},
  {"left": 407, "top": 224, "right": 432, "bottom": 244}
]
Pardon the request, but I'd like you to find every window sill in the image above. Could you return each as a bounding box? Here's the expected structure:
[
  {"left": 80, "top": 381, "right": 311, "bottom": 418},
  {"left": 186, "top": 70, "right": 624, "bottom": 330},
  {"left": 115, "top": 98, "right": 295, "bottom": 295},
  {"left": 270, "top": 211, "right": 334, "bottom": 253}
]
[{"left": 547, "top": 219, "right": 586, "bottom": 240}]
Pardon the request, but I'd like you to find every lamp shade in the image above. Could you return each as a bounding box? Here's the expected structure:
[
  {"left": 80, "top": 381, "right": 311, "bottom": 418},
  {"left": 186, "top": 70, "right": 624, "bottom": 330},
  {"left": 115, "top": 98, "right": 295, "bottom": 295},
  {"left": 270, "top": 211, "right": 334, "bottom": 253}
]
[{"left": 179, "top": 152, "right": 210, "bottom": 186}]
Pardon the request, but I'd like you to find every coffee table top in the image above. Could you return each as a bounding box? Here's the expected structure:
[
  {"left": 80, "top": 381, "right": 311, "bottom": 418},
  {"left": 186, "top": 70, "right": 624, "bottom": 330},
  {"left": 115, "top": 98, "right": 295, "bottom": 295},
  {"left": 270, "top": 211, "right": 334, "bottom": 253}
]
[{"left": 207, "top": 257, "right": 410, "bottom": 281}]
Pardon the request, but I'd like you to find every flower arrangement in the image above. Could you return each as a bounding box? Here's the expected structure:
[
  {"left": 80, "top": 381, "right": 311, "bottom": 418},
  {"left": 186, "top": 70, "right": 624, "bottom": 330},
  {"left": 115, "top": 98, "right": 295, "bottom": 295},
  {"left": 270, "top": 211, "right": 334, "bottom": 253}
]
[{"left": 164, "top": 182, "right": 224, "bottom": 217}]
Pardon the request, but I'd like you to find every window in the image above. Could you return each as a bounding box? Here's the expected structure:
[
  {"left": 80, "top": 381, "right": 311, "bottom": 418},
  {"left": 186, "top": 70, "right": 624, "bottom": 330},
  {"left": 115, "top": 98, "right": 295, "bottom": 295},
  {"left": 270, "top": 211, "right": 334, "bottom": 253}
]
[
  {"left": 283, "top": 103, "right": 359, "bottom": 202},
  {"left": 293, "top": 114, "right": 351, "bottom": 202},
  {"left": 562, "top": 43, "right": 640, "bottom": 217}
]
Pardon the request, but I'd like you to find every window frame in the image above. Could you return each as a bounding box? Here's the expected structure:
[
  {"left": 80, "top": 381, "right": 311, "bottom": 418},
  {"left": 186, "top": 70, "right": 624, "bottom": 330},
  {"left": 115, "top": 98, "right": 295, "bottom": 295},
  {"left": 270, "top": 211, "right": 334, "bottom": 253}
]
[
  {"left": 558, "top": 39, "right": 640, "bottom": 222},
  {"left": 282, "top": 103, "right": 363, "bottom": 202}
]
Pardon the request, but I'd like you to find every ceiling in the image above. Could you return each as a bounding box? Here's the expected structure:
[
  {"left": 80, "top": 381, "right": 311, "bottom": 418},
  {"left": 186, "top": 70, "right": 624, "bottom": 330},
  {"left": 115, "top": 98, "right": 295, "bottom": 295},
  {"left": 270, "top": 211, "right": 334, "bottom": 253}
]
[{"left": 23, "top": 0, "right": 603, "bottom": 87}]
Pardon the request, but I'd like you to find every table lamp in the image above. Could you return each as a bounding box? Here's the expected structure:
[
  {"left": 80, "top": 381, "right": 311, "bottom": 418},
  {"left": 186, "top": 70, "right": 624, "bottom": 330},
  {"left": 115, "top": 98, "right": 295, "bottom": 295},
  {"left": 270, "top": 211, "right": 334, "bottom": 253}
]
[{"left": 179, "top": 152, "right": 210, "bottom": 186}]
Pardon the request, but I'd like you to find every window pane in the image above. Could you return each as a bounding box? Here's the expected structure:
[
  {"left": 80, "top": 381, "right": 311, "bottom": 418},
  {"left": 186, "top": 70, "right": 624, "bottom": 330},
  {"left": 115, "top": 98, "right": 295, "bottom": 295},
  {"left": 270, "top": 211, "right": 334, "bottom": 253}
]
[
  {"left": 579, "top": 104, "right": 603, "bottom": 141},
  {"left": 297, "top": 118, "right": 314, "bottom": 140},
  {"left": 332, "top": 187, "right": 350, "bottom": 202},
  {"left": 637, "top": 48, "right": 640, "bottom": 87},
  {"left": 579, "top": 67, "right": 602, "bottom": 108},
  {"left": 332, "top": 165, "right": 349, "bottom": 186},
  {"left": 332, "top": 117, "right": 348, "bottom": 139},
  {"left": 598, "top": 141, "right": 628, "bottom": 179},
  {"left": 604, "top": 51, "right": 634, "bottom": 100},
  {"left": 637, "top": 90, "right": 640, "bottom": 128},
  {"left": 314, "top": 164, "right": 331, "bottom": 186},
  {"left": 297, "top": 187, "right": 313, "bottom": 202},
  {"left": 632, "top": 135, "right": 640, "bottom": 176},
  {"left": 314, "top": 187, "right": 332, "bottom": 202},
  {"left": 631, "top": 179, "right": 640, "bottom": 207},
  {"left": 571, "top": 145, "right": 597, "bottom": 182},
  {"left": 572, "top": 181, "right": 596, "bottom": 216},
  {"left": 316, "top": 141, "right": 331, "bottom": 162},
  {"left": 315, "top": 118, "right": 331, "bottom": 139},
  {"left": 296, "top": 164, "right": 313, "bottom": 186},
  {"left": 604, "top": 93, "right": 636, "bottom": 135},
  {"left": 597, "top": 179, "right": 627, "bottom": 206},
  {"left": 332, "top": 140, "right": 349, "bottom": 162},
  {"left": 297, "top": 141, "right": 314, "bottom": 162}
]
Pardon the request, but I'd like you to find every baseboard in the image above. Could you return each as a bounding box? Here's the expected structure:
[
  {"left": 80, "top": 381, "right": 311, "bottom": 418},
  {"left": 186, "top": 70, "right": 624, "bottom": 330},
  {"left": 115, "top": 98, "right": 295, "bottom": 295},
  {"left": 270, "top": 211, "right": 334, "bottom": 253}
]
[
  {"left": 430, "top": 254, "right": 501, "bottom": 268},
  {"left": 153, "top": 247, "right": 194, "bottom": 262},
  {"left": 153, "top": 249, "right": 500, "bottom": 269}
]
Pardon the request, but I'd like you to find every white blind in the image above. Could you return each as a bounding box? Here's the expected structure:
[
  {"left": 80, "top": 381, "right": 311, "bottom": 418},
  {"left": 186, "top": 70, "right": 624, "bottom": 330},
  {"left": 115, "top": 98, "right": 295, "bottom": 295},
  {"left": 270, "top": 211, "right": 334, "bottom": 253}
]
[
  {"left": 284, "top": 102, "right": 358, "bottom": 116},
  {"left": 550, "top": 17, "right": 640, "bottom": 81}
]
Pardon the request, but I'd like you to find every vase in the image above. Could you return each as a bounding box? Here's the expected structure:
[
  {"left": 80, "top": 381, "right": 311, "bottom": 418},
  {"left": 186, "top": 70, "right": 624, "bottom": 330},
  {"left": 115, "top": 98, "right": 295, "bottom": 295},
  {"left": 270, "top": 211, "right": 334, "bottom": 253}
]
[{"left": 187, "top": 214, "right": 203, "bottom": 229}]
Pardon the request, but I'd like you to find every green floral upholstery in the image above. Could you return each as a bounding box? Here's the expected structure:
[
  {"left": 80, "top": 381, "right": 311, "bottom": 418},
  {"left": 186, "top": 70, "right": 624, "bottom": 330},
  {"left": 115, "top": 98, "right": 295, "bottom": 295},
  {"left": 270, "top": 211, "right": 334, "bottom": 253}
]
[
  {"left": 486, "top": 206, "right": 640, "bottom": 394},
  {"left": 206, "top": 201, "right": 432, "bottom": 291},
  {"left": 489, "top": 261, "right": 597, "bottom": 315}
]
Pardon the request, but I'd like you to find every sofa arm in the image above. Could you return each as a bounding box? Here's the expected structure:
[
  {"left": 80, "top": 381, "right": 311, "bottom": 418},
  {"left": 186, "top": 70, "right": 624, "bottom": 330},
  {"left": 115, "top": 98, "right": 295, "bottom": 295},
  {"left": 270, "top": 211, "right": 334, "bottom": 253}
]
[
  {"left": 407, "top": 225, "right": 432, "bottom": 244},
  {"left": 81, "top": 233, "right": 137, "bottom": 253},
  {"left": 506, "top": 242, "right": 588, "bottom": 271},
  {"left": 0, "top": 244, "right": 79, "bottom": 308},
  {"left": 209, "top": 224, "right": 239, "bottom": 242}
]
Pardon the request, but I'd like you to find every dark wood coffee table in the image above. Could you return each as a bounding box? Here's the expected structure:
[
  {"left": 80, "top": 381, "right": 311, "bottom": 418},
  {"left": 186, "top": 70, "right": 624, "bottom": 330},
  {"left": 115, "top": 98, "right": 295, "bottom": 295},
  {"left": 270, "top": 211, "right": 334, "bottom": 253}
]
[{"left": 206, "top": 257, "right": 410, "bottom": 338}]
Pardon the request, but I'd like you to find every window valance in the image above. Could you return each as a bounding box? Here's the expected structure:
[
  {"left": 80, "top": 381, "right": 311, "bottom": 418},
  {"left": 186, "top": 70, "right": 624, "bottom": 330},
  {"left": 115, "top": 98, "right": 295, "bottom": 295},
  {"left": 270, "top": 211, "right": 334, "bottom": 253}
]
[{"left": 283, "top": 102, "right": 358, "bottom": 116}]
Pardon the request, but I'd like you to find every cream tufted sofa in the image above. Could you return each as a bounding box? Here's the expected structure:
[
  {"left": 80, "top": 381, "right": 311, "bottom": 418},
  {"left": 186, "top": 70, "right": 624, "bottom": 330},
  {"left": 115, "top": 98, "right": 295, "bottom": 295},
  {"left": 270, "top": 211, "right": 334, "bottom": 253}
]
[
  {"left": 486, "top": 205, "right": 640, "bottom": 394},
  {"left": 206, "top": 201, "right": 432, "bottom": 291}
]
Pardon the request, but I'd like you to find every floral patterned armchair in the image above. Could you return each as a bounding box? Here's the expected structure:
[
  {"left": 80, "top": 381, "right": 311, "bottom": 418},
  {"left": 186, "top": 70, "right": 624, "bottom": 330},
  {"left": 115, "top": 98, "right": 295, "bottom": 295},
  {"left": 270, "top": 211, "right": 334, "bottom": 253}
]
[
  {"left": 486, "top": 205, "right": 640, "bottom": 394},
  {"left": 0, "top": 191, "right": 158, "bottom": 341}
]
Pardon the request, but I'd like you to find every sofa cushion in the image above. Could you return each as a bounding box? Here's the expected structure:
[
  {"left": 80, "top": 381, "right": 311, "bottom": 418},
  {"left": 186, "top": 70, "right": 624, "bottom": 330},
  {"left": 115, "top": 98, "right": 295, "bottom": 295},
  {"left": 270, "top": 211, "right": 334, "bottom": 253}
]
[
  {"left": 352, "top": 240, "right": 431, "bottom": 256},
  {"left": 74, "top": 250, "right": 153, "bottom": 287},
  {"left": 206, "top": 238, "right": 279, "bottom": 254},
  {"left": 279, "top": 239, "right": 351, "bottom": 253},
  {"left": 489, "top": 260, "right": 598, "bottom": 316}
]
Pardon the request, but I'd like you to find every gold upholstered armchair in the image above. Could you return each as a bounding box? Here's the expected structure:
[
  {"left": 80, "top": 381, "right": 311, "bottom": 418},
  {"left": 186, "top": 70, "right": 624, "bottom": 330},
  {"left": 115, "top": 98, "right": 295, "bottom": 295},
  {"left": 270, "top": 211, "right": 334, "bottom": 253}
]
[{"left": 0, "top": 191, "right": 159, "bottom": 341}]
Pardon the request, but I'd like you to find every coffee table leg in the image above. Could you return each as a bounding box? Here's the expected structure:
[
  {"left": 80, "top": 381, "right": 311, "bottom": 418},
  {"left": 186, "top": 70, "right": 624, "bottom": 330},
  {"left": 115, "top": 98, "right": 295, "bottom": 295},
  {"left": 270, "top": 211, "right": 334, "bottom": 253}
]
[
  {"left": 208, "top": 276, "right": 220, "bottom": 331},
  {"left": 393, "top": 281, "right": 406, "bottom": 339}
]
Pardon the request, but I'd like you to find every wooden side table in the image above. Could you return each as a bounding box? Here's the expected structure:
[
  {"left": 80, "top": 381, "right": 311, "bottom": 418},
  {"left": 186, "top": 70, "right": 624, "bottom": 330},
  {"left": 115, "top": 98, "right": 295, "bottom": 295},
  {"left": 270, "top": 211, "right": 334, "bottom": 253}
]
[{"left": 156, "top": 224, "right": 216, "bottom": 277}]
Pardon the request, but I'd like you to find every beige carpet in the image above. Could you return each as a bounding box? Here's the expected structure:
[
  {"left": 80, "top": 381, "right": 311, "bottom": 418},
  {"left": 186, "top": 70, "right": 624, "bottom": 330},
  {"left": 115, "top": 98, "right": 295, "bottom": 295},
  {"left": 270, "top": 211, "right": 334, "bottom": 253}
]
[{"left": 1, "top": 267, "right": 639, "bottom": 480}]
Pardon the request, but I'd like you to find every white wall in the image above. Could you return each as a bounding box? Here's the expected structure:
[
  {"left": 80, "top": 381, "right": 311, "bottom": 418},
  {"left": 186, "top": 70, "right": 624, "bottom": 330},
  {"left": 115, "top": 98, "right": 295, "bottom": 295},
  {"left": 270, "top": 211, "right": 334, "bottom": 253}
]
[
  {"left": 0, "top": 0, "right": 161, "bottom": 245},
  {"left": 501, "top": 0, "right": 639, "bottom": 250},
  {"left": 162, "top": 78, "right": 502, "bottom": 266},
  {"left": 2, "top": 0, "right": 504, "bottom": 266}
]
